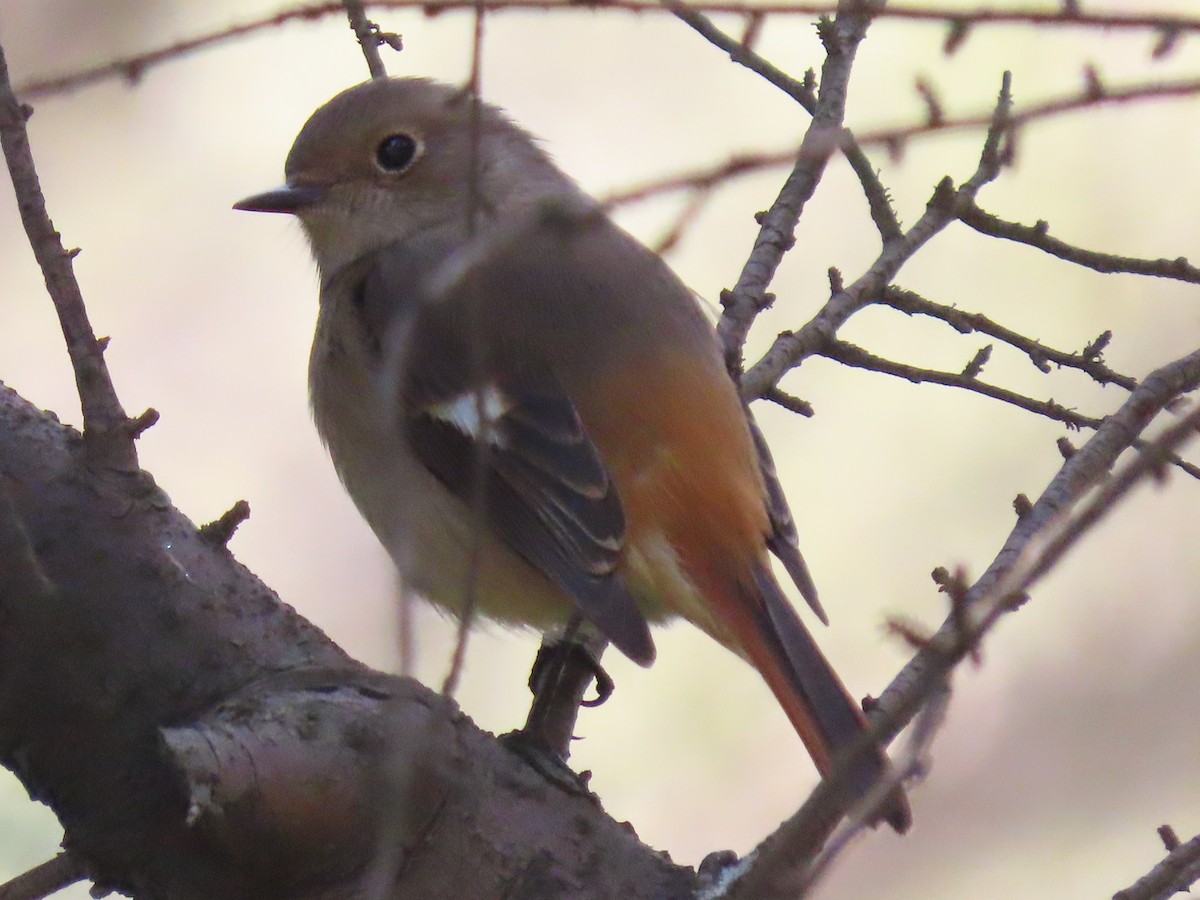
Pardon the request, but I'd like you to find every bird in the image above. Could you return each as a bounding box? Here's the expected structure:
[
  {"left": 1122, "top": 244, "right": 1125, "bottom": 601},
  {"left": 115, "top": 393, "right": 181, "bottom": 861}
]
[{"left": 235, "top": 76, "right": 910, "bottom": 832}]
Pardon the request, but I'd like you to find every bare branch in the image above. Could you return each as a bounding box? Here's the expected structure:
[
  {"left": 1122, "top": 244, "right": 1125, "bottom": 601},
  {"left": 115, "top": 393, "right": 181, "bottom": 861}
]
[
  {"left": 879, "top": 286, "right": 1139, "bottom": 389},
  {"left": 0, "top": 853, "right": 87, "bottom": 900},
  {"left": 822, "top": 338, "right": 1102, "bottom": 429},
  {"left": 958, "top": 199, "right": 1200, "bottom": 283},
  {"left": 343, "top": 0, "right": 394, "bottom": 77},
  {"left": 0, "top": 42, "right": 135, "bottom": 469},
  {"left": 741, "top": 72, "right": 1014, "bottom": 398},
  {"left": 717, "top": 1, "right": 875, "bottom": 377},
  {"left": 662, "top": 0, "right": 901, "bottom": 243},
  {"left": 1114, "top": 831, "right": 1200, "bottom": 900},
  {"left": 871, "top": 346, "right": 1200, "bottom": 751},
  {"left": 16, "top": 3, "right": 1200, "bottom": 101}
]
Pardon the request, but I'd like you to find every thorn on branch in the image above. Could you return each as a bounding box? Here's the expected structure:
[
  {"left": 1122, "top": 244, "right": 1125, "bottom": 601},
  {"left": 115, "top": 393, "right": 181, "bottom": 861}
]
[
  {"left": 66, "top": 246, "right": 81, "bottom": 259},
  {"left": 944, "top": 19, "right": 970, "bottom": 55},
  {"left": 125, "top": 407, "right": 159, "bottom": 440},
  {"left": 199, "top": 499, "right": 251, "bottom": 547},
  {"left": 764, "top": 387, "right": 814, "bottom": 417},
  {"left": 915, "top": 77, "right": 944, "bottom": 127},
  {"left": 827, "top": 267, "right": 843, "bottom": 294},
  {"left": 998, "top": 129, "right": 1018, "bottom": 167},
  {"left": 122, "top": 60, "right": 146, "bottom": 86},
  {"left": 1082, "top": 330, "right": 1112, "bottom": 361},
  {"left": 739, "top": 12, "right": 764, "bottom": 51},
  {"left": 1152, "top": 27, "right": 1181, "bottom": 60},
  {"left": 815, "top": 16, "right": 836, "bottom": 54},
  {"left": 1083, "top": 64, "right": 1104, "bottom": 100},
  {"left": 928, "top": 176, "right": 956, "bottom": 210},
  {"left": 96, "top": 336, "right": 110, "bottom": 353},
  {"left": 885, "top": 616, "right": 932, "bottom": 652},
  {"left": 1013, "top": 493, "right": 1033, "bottom": 519},
  {"left": 1159, "top": 824, "right": 1182, "bottom": 851},
  {"left": 1027, "top": 348, "right": 1051, "bottom": 374},
  {"left": 938, "top": 565, "right": 980, "bottom": 662},
  {"left": 961, "top": 345, "right": 991, "bottom": 379},
  {"left": 1056, "top": 437, "right": 1076, "bottom": 460}
]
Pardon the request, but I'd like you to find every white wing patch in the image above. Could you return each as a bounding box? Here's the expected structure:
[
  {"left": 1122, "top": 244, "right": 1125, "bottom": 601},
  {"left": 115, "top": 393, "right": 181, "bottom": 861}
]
[{"left": 429, "top": 387, "right": 510, "bottom": 445}]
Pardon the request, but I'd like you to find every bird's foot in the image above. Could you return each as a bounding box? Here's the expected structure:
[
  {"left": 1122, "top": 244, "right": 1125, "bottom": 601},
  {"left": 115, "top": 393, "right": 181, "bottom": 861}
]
[
  {"left": 498, "top": 729, "right": 596, "bottom": 800},
  {"left": 528, "top": 637, "right": 613, "bottom": 708}
]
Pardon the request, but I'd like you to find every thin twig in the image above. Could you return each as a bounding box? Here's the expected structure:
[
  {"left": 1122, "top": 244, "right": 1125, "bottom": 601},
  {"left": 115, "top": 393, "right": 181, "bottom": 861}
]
[
  {"left": 796, "top": 682, "right": 949, "bottom": 894},
  {"left": 879, "top": 285, "right": 1139, "bottom": 389},
  {"left": 716, "top": 1, "right": 874, "bottom": 378},
  {"left": 732, "top": 350, "right": 1200, "bottom": 896},
  {"left": 16, "top": 2, "right": 1200, "bottom": 101},
  {"left": 869, "top": 346, "right": 1200, "bottom": 749},
  {"left": 1113, "top": 831, "right": 1200, "bottom": 900},
  {"left": 0, "top": 852, "right": 86, "bottom": 900},
  {"left": 958, "top": 199, "right": 1200, "bottom": 283},
  {"left": 662, "top": 0, "right": 901, "bottom": 244},
  {"left": 343, "top": 0, "right": 389, "bottom": 77},
  {"left": 741, "top": 72, "right": 1015, "bottom": 399},
  {"left": 441, "top": 2, "right": 489, "bottom": 699},
  {"left": 823, "top": 338, "right": 1103, "bottom": 430},
  {"left": 0, "top": 42, "right": 135, "bottom": 469}
]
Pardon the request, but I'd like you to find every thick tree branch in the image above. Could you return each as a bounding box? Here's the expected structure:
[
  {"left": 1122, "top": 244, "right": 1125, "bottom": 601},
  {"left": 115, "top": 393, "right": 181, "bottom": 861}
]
[{"left": 0, "top": 382, "right": 696, "bottom": 900}]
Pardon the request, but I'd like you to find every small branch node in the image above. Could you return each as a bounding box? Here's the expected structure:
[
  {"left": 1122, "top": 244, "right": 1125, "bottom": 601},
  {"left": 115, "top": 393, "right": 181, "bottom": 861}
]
[
  {"left": 827, "top": 266, "right": 843, "bottom": 294},
  {"left": 1152, "top": 26, "right": 1182, "bottom": 60},
  {"left": 1056, "top": 436, "right": 1077, "bottom": 460},
  {"left": 944, "top": 19, "right": 970, "bottom": 55},
  {"left": 885, "top": 616, "right": 932, "bottom": 652},
  {"left": 1013, "top": 493, "right": 1033, "bottom": 519},
  {"left": 125, "top": 407, "right": 159, "bottom": 440},
  {"left": 961, "top": 345, "right": 991, "bottom": 379},
  {"left": 1082, "top": 330, "right": 1112, "bottom": 361},
  {"left": 915, "top": 77, "right": 944, "bottom": 127},
  {"left": 1159, "top": 824, "right": 1182, "bottom": 852},
  {"left": 199, "top": 500, "right": 251, "bottom": 547},
  {"left": 764, "top": 387, "right": 814, "bottom": 417}
]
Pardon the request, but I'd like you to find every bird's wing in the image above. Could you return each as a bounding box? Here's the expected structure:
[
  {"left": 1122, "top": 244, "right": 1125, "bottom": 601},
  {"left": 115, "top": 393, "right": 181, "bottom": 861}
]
[{"left": 357, "top": 227, "right": 655, "bottom": 666}]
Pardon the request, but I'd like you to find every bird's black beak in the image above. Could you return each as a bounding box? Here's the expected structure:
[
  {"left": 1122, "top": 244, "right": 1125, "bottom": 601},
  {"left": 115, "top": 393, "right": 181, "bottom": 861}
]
[{"left": 233, "top": 183, "right": 326, "bottom": 215}]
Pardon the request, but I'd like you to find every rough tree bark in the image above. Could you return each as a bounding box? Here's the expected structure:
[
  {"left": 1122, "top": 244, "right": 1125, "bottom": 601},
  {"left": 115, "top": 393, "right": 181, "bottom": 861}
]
[{"left": 0, "top": 382, "right": 695, "bottom": 899}]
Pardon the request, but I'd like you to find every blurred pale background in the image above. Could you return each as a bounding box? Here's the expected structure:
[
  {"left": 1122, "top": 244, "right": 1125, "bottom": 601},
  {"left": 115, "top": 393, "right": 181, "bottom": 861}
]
[{"left": 1, "top": 2, "right": 1198, "bottom": 897}]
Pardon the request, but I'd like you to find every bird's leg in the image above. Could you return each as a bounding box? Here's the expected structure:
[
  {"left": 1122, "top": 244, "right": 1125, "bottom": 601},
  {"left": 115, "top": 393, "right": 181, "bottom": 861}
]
[{"left": 500, "top": 616, "right": 610, "bottom": 795}]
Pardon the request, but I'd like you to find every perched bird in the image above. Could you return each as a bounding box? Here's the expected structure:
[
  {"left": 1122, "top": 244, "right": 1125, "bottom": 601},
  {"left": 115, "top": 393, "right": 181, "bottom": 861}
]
[{"left": 236, "top": 77, "right": 909, "bottom": 831}]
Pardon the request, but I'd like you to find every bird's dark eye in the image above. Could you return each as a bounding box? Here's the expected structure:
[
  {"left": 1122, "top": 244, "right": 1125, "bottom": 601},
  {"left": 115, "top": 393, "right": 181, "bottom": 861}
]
[{"left": 375, "top": 133, "right": 419, "bottom": 173}]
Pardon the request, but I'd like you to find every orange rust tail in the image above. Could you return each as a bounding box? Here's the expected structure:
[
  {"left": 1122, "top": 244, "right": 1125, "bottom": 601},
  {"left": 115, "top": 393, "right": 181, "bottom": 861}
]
[{"left": 742, "top": 565, "right": 911, "bottom": 832}]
